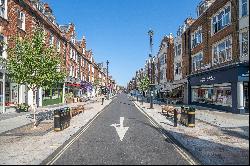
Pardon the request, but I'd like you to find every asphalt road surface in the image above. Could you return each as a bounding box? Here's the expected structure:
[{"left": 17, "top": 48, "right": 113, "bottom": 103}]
[{"left": 44, "top": 93, "right": 195, "bottom": 165}]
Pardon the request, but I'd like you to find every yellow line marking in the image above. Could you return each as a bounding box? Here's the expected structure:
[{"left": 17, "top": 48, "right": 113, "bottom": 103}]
[
  {"left": 133, "top": 101, "right": 197, "bottom": 165},
  {"left": 46, "top": 107, "right": 107, "bottom": 165}
]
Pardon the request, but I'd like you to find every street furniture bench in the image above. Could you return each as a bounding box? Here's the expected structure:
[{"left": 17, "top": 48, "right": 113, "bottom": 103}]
[
  {"left": 70, "top": 105, "right": 84, "bottom": 118},
  {"left": 161, "top": 105, "right": 176, "bottom": 117}
]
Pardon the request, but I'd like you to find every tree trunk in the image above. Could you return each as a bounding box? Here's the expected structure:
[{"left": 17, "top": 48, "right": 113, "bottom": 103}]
[{"left": 32, "top": 87, "right": 37, "bottom": 128}]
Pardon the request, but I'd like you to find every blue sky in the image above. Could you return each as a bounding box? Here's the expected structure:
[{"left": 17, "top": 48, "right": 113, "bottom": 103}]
[{"left": 46, "top": 0, "right": 200, "bottom": 86}]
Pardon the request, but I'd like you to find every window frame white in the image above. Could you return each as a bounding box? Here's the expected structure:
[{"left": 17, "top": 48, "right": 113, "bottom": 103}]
[
  {"left": 0, "top": 0, "right": 7, "bottom": 19},
  {"left": 240, "top": 31, "right": 249, "bottom": 58},
  {"left": 240, "top": 0, "right": 249, "bottom": 17},
  {"left": 211, "top": 2, "right": 231, "bottom": 36},
  {"left": 192, "top": 51, "right": 204, "bottom": 72},
  {"left": 49, "top": 32, "right": 54, "bottom": 47},
  {"left": 212, "top": 35, "right": 232, "bottom": 65},
  {"left": 17, "top": 9, "right": 25, "bottom": 31},
  {"left": 175, "top": 62, "right": 182, "bottom": 75},
  {"left": 56, "top": 39, "right": 60, "bottom": 52},
  {"left": 191, "top": 26, "right": 203, "bottom": 49}
]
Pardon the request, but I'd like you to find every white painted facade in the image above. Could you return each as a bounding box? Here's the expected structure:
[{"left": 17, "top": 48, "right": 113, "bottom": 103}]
[{"left": 239, "top": 0, "right": 249, "bottom": 62}]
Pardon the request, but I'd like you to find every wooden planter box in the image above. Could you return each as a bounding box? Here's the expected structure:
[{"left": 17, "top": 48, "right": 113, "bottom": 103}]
[{"left": 70, "top": 105, "right": 85, "bottom": 118}]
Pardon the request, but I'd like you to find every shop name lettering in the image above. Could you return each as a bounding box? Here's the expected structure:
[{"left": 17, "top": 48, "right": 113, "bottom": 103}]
[
  {"left": 200, "top": 76, "right": 215, "bottom": 83},
  {"left": 242, "top": 71, "right": 249, "bottom": 77}
]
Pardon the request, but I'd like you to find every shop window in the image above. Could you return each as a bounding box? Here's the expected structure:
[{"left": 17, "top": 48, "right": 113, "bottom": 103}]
[{"left": 192, "top": 83, "right": 232, "bottom": 107}]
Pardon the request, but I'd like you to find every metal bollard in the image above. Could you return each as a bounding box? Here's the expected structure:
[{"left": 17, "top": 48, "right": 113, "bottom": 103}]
[
  {"left": 174, "top": 109, "right": 178, "bottom": 127},
  {"left": 102, "top": 97, "right": 104, "bottom": 105},
  {"left": 54, "top": 109, "right": 61, "bottom": 131},
  {"left": 137, "top": 96, "right": 138, "bottom": 101}
]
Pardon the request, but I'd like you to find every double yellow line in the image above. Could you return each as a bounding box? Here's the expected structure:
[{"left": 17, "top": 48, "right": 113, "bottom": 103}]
[
  {"left": 46, "top": 104, "right": 110, "bottom": 165},
  {"left": 133, "top": 101, "right": 199, "bottom": 165}
]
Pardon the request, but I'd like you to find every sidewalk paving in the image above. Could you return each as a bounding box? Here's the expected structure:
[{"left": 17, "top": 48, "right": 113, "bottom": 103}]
[
  {"left": 131, "top": 96, "right": 249, "bottom": 165},
  {"left": 0, "top": 95, "right": 116, "bottom": 165}
]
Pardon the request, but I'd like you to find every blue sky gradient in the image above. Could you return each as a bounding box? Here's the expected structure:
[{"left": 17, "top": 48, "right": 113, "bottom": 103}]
[{"left": 46, "top": 0, "right": 201, "bottom": 86}]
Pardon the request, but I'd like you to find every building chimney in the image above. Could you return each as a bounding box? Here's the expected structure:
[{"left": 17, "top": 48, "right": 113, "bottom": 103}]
[{"left": 44, "top": 3, "right": 52, "bottom": 14}]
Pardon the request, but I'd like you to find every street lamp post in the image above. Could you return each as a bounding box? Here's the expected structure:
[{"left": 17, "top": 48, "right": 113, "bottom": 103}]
[
  {"left": 148, "top": 29, "right": 154, "bottom": 109},
  {"left": 106, "top": 60, "right": 110, "bottom": 100}
]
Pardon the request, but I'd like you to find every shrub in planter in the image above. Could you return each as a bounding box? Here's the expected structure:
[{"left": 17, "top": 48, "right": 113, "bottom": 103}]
[{"left": 15, "top": 103, "right": 30, "bottom": 113}]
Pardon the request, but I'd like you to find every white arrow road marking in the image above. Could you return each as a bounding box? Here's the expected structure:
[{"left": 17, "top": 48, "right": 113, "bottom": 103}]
[{"left": 111, "top": 117, "right": 129, "bottom": 141}]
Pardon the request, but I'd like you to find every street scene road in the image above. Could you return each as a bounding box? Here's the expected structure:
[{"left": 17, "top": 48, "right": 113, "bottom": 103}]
[
  {"left": 0, "top": 0, "right": 249, "bottom": 165},
  {"left": 44, "top": 93, "right": 195, "bottom": 165}
]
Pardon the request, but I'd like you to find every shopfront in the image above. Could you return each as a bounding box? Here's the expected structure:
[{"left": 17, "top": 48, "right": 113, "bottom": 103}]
[
  {"left": 188, "top": 63, "right": 249, "bottom": 114},
  {"left": 0, "top": 71, "right": 20, "bottom": 113}
]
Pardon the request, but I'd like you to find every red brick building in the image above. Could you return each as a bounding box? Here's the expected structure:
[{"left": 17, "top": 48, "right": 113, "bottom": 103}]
[
  {"left": 187, "top": 0, "right": 249, "bottom": 113},
  {"left": 0, "top": 0, "right": 112, "bottom": 112}
]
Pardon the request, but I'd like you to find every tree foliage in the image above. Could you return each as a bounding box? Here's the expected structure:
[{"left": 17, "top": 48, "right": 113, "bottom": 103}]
[
  {"left": 6, "top": 27, "right": 66, "bottom": 91},
  {"left": 138, "top": 76, "right": 150, "bottom": 93}
]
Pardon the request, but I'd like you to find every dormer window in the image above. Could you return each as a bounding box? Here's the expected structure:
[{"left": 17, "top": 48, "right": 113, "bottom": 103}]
[
  {"left": 0, "top": 0, "right": 7, "bottom": 19},
  {"left": 17, "top": 10, "right": 25, "bottom": 30},
  {"left": 36, "top": 2, "right": 45, "bottom": 14},
  {"left": 197, "top": 2, "right": 207, "bottom": 17}
]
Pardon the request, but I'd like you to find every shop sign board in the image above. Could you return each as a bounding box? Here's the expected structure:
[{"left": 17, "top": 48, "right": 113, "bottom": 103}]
[{"left": 189, "top": 67, "right": 237, "bottom": 86}]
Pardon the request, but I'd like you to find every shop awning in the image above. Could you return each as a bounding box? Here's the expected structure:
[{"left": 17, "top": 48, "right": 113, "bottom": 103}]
[{"left": 66, "top": 83, "right": 81, "bottom": 87}]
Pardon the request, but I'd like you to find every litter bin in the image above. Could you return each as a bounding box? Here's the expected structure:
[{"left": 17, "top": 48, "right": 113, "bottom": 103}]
[
  {"left": 187, "top": 107, "right": 195, "bottom": 127},
  {"left": 180, "top": 106, "right": 195, "bottom": 127},
  {"left": 54, "top": 107, "right": 71, "bottom": 131},
  {"left": 54, "top": 109, "right": 61, "bottom": 131}
]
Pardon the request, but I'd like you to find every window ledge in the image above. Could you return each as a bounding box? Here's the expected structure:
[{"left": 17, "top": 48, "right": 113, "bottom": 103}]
[
  {"left": 17, "top": 27, "right": 26, "bottom": 33},
  {"left": 211, "top": 24, "right": 231, "bottom": 36}
]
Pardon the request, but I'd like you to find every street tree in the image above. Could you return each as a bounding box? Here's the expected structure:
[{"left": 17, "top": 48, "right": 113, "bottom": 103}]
[
  {"left": 139, "top": 76, "right": 150, "bottom": 97},
  {"left": 93, "top": 78, "right": 101, "bottom": 96},
  {"left": 5, "top": 27, "right": 66, "bottom": 127}
]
